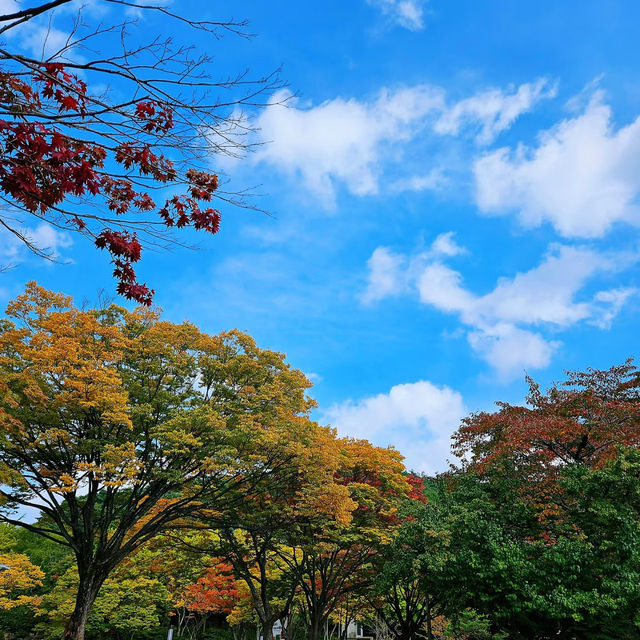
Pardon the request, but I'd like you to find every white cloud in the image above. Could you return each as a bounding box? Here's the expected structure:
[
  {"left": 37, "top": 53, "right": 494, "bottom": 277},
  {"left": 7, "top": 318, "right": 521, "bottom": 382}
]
[
  {"left": 474, "top": 93, "right": 640, "bottom": 238},
  {"left": 249, "top": 87, "right": 444, "bottom": 205},
  {"left": 305, "top": 372, "right": 324, "bottom": 384},
  {"left": 390, "top": 169, "right": 445, "bottom": 193},
  {"left": 0, "top": 223, "right": 73, "bottom": 264},
  {"left": 467, "top": 324, "right": 559, "bottom": 379},
  {"left": 0, "top": 0, "right": 72, "bottom": 60},
  {"left": 452, "top": 245, "right": 612, "bottom": 327},
  {"left": 364, "top": 239, "right": 636, "bottom": 379},
  {"left": 21, "top": 23, "right": 74, "bottom": 60},
  {"left": 429, "top": 230, "right": 467, "bottom": 257},
  {"left": 28, "top": 223, "right": 73, "bottom": 257},
  {"left": 367, "top": 0, "right": 428, "bottom": 31},
  {"left": 435, "top": 78, "right": 557, "bottom": 144},
  {"left": 361, "top": 232, "right": 467, "bottom": 304},
  {"left": 589, "top": 287, "right": 637, "bottom": 329},
  {"left": 239, "top": 79, "right": 553, "bottom": 205},
  {"left": 360, "top": 247, "right": 408, "bottom": 304},
  {"left": 417, "top": 261, "right": 475, "bottom": 313},
  {"left": 325, "top": 380, "right": 467, "bottom": 473}
]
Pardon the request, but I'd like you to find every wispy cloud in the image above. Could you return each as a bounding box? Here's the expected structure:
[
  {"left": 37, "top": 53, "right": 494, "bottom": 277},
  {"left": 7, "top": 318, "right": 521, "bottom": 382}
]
[
  {"left": 243, "top": 86, "right": 444, "bottom": 206},
  {"left": 434, "top": 78, "right": 557, "bottom": 144},
  {"left": 233, "top": 79, "right": 553, "bottom": 206},
  {"left": 0, "top": 222, "right": 73, "bottom": 266},
  {"left": 360, "top": 232, "right": 466, "bottom": 304},
  {"left": 362, "top": 238, "right": 637, "bottom": 379},
  {"left": 366, "top": 0, "right": 429, "bottom": 31}
]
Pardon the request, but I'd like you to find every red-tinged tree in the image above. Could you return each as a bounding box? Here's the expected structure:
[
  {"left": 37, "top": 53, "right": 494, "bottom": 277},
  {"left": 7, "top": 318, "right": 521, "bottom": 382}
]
[
  {"left": 177, "top": 560, "right": 240, "bottom": 637},
  {"left": 452, "top": 360, "right": 640, "bottom": 522},
  {"left": 405, "top": 474, "right": 428, "bottom": 504},
  {"left": 0, "top": 1, "right": 284, "bottom": 303},
  {"left": 183, "top": 561, "right": 240, "bottom": 616},
  {"left": 454, "top": 360, "right": 640, "bottom": 470}
]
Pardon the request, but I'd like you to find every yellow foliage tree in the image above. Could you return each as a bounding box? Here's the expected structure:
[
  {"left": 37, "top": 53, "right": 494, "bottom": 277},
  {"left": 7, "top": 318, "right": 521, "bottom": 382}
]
[
  {"left": 0, "top": 283, "right": 318, "bottom": 640},
  {"left": 276, "top": 438, "right": 411, "bottom": 640},
  {"left": 0, "top": 552, "right": 44, "bottom": 610}
]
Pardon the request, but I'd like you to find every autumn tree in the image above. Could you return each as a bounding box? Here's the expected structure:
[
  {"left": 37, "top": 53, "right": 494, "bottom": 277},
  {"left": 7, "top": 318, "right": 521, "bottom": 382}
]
[
  {"left": 277, "top": 439, "right": 411, "bottom": 640},
  {"left": 0, "top": 282, "right": 316, "bottom": 640},
  {"left": 0, "top": 552, "right": 44, "bottom": 611},
  {"left": 452, "top": 361, "right": 640, "bottom": 527},
  {"left": 221, "top": 427, "right": 355, "bottom": 640},
  {"left": 139, "top": 532, "right": 218, "bottom": 638},
  {"left": 173, "top": 560, "right": 241, "bottom": 639},
  {"left": 181, "top": 425, "right": 355, "bottom": 640},
  {"left": 182, "top": 561, "right": 239, "bottom": 618},
  {"left": 0, "top": 520, "right": 74, "bottom": 636},
  {"left": 454, "top": 360, "right": 640, "bottom": 472},
  {"left": 216, "top": 540, "right": 293, "bottom": 640},
  {"left": 0, "top": 0, "right": 283, "bottom": 303}
]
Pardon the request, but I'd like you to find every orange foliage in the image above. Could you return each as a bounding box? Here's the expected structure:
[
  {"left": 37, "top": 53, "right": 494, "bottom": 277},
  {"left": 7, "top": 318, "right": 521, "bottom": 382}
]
[{"left": 182, "top": 561, "right": 239, "bottom": 615}]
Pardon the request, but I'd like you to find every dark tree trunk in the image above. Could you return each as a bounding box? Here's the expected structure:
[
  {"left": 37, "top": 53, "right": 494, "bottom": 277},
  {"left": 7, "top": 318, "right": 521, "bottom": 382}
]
[
  {"left": 308, "top": 616, "right": 327, "bottom": 640},
  {"left": 425, "top": 595, "right": 433, "bottom": 640},
  {"left": 61, "top": 571, "right": 104, "bottom": 640}
]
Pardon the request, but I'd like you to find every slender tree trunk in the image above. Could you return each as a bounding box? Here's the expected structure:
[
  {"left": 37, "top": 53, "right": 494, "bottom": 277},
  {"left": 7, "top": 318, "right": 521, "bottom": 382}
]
[{"left": 425, "top": 595, "right": 433, "bottom": 640}]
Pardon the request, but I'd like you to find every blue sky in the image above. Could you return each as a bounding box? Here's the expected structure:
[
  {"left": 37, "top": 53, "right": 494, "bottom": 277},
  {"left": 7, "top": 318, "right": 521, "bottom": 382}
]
[{"left": 1, "top": 0, "right": 640, "bottom": 473}]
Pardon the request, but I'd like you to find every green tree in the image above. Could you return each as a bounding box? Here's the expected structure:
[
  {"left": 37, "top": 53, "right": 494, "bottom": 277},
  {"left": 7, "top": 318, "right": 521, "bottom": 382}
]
[
  {"left": 412, "top": 454, "right": 640, "bottom": 639},
  {"left": 372, "top": 489, "right": 440, "bottom": 640},
  {"left": 38, "top": 553, "right": 170, "bottom": 639}
]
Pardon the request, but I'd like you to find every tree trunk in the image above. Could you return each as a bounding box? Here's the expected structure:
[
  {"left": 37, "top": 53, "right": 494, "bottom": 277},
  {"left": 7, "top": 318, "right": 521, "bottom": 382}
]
[
  {"left": 262, "top": 625, "right": 274, "bottom": 640},
  {"left": 60, "top": 590, "right": 93, "bottom": 640},
  {"left": 61, "top": 572, "right": 103, "bottom": 640},
  {"left": 308, "top": 618, "right": 321, "bottom": 640},
  {"left": 425, "top": 595, "right": 433, "bottom": 640}
]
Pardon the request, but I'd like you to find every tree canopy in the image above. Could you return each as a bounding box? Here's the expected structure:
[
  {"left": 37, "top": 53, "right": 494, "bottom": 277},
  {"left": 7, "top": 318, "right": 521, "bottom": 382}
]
[
  {"left": 0, "top": 282, "right": 318, "bottom": 639},
  {"left": 0, "top": 284, "right": 638, "bottom": 640}
]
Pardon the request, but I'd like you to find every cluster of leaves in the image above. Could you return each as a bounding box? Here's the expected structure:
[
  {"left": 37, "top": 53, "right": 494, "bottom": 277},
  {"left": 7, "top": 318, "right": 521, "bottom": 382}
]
[{"left": 0, "top": 66, "right": 222, "bottom": 305}]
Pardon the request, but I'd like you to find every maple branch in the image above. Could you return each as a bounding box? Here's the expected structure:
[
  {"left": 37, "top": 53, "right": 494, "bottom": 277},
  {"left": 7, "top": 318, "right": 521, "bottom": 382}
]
[{"left": 0, "top": 0, "right": 285, "bottom": 303}]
